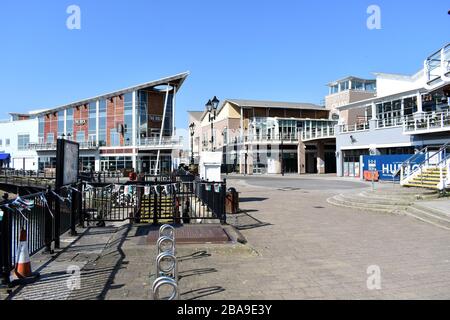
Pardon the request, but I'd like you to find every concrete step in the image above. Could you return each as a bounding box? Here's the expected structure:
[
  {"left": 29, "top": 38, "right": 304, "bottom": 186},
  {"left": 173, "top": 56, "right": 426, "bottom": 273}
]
[
  {"left": 403, "top": 183, "right": 439, "bottom": 190},
  {"left": 359, "top": 191, "right": 435, "bottom": 201},
  {"left": 327, "top": 195, "right": 404, "bottom": 213},
  {"left": 403, "top": 205, "right": 450, "bottom": 230},
  {"left": 341, "top": 193, "right": 412, "bottom": 206}
]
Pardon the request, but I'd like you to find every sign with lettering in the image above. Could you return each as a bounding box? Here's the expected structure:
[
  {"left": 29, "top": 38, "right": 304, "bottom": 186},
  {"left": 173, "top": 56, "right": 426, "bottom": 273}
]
[
  {"left": 75, "top": 119, "right": 86, "bottom": 126},
  {"left": 362, "top": 154, "right": 425, "bottom": 181}
]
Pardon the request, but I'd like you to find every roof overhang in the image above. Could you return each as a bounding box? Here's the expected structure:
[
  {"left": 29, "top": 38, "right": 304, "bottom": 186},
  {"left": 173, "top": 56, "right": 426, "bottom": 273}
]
[{"left": 10, "top": 72, "right": 190, "bottom": 117}]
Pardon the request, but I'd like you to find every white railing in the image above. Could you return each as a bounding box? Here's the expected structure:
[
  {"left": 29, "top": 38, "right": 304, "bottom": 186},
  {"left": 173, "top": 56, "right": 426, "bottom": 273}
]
[
  {"left": 28, "top": 141, "right": 99, "bottom": 150},
  {"left": 424, "top": 43, "right": 450, "bottom": 88},
  {"left": 377, "top": 116, "right": 405, "bottom": 129},
  {"left": 301, "top": 126, "right": 335, "bottom": 141},
  {"left": 233, "top": 133, "right": 300, "bottom": 144},
  {"left": 403, "top": 111, "right": 450, "bottom": 134},
  {"left": 400, "top": 142, "right": 450, "bottom": 190},
  {"left": 138, "top": 136, "right": 183, "bottom": 148},
  {"left": 339, "top": 122, "right": 369, "bottom": 133}
]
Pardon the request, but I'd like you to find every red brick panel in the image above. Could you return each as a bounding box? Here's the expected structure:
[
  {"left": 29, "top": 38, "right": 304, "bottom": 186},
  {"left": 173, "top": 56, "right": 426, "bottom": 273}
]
[{"left": 106, "top": 96, "right": 124, "bottom": 147}]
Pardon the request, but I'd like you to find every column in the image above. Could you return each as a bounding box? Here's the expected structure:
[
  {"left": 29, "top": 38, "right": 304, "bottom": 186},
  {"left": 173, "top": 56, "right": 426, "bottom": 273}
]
[
  {"left": 316, "top": 141, "right": 325, "bottom": 174},
  {"left": 96, "top": 100, "right": 99, "bottom": 145},
  {"left": 369, "top": 102, "right": 378, "bottom": 130},
  {"left": 298, "top": 139, "right": 306, "bottom": 174},
  {"left": 132, "top": 91, "right": 136, "bottom": 147}
]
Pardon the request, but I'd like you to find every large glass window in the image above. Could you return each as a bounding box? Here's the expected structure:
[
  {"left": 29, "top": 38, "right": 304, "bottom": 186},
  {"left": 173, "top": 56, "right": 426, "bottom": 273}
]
[
  {"left": 76, "top": 131, "right": 85, "bottom": 143},
  {"left": 351, "top": 81, "right": 364, "bottom": 90},
  {"left": 38, "top": 116, "right": 45, "bottom": 143},
  {"left": 340, "top": 81, "right": 349, "bottom": 91},
  {"left": 57, "top": 111, "right": 65, "bottom": 138},
  {"left": 99, "top": 100, "right": 107, "bottom": 146},
  {"left": 18, "top": 134, "right": 30, "bottom": 150},
  {"left": 124, "top": 93, "right": 133, "bottom": 145},
  {"left": 137, "top": 91, "right": 148, "bottom": 141},
  {"left": 110, "top": 128, "right": 120, "bottom": 147},
  {"left": 66, "top": 108, "right": 74, "bottom": 138},
  {"left": 89, "top": 102, "right": 97, "bottom": 143}
]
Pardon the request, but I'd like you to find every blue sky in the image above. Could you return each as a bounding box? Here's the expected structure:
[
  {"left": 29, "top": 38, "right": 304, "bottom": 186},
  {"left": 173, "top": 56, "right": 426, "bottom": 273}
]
[{"left": 0, "top": 0, "right": 448, "bottom": 129}]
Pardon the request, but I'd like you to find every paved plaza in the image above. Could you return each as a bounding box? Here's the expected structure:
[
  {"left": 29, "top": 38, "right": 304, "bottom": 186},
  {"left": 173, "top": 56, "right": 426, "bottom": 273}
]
[{"left": 4, "top": 175, "right": 450, "bottom": 300}]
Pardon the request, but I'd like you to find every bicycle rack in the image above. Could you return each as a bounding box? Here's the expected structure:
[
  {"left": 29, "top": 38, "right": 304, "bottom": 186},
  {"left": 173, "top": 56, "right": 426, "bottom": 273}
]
[{"left": 152, "top": 224, "right": 179, "bottom": 300}]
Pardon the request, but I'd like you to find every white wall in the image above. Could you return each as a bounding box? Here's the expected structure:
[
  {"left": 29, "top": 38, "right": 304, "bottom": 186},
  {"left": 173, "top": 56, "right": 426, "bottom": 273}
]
[
  {"left": 376, "top": 72, "right": 424, "bottom": 97},
  {"left": 0, "top": 118, "right": 38, "bottom": 170}
]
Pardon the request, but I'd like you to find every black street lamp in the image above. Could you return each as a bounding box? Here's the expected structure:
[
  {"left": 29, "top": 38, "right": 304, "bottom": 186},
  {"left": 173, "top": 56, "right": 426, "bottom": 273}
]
[
  {"left": 189, "top": 122, "right": 196, "bottom": 165},
  {"left": 206, "top": 96, "right": 220, "bottom": 151}
]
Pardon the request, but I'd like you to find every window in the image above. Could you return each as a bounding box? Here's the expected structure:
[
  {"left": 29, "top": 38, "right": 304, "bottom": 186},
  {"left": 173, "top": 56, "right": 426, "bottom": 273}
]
[
  {"left": 124, "top": 93, "right": 133, "bottom": 146},
  {"left": 6, "top": 139, "right": 10, "bottom": 147},
  {"left": 66, "top": 108, "right": 74, "bottom": 138},
  {"left": 18, "top": 134, "right": 30, "bottom": 150},
  {"left": 0, "top": 139, "right": 2, "bottom": 147},
  {"left": 365, "top": 82, "right": 376, "bottom": 92},
  {"left": 89, "top": 102, "right": 97, "bottom": 142},
  {"left": 330, "top": 85, "right": 339, "bottom": 94},
  {"left": 76, "top": 131, "right": 85, "bottom": 143},
  {"left": 46, "top": 133, "right": 54, "bottom": 143},
  {"left": 340, "top": 81, "right": 349, "bottom": 91},
  {"left": 110, "top": 129, "right": 120, "bottom": 147},
  {"left": 38, "top": 116, "right": 45, "bottom": 143},
  {"left": 351, "top": 81, "right": 364, "bottom": 91},
  {"left": 57, "top": 111, "right": 65, "bottom": 138},
  {"left": 98, "top": 100, "right": 107, "bottom": 146}
]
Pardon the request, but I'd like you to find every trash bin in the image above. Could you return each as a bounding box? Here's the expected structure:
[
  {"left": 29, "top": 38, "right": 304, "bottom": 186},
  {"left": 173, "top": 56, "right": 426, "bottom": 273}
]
[{"left": 226, "top": 187, "right": 239, "bottom": 215}]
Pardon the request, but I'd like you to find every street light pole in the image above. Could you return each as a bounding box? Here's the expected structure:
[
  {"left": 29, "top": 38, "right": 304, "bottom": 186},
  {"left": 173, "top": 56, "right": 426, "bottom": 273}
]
[
  {"left": 205, "top": 96, "right": 220, "bottom": 152},
  {"left": 189, "top": 123, "right": 195, "bottom": 165}
]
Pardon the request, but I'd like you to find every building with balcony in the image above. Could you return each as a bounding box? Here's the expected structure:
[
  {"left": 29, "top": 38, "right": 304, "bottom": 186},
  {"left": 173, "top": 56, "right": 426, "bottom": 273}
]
[
  {"left": 334, "top": 43, "right": 450, "bottom": 178},
  {"left": 190, "top": 99, "right": 337, "bottom": 175},
  {"left": 2, "top": 72, "right": 189, "bottom": 174}
]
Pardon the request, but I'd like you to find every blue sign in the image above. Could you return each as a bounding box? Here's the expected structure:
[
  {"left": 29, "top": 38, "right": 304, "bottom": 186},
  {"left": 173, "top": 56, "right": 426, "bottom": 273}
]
[{"left": 362, "top": 154, "right": 424, "bottom": 181}]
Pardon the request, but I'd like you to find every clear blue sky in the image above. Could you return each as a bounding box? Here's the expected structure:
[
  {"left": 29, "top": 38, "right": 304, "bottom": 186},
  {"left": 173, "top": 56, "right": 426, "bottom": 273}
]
[{"left": 0, "top": 0, "right": 448, "bottom": 129}]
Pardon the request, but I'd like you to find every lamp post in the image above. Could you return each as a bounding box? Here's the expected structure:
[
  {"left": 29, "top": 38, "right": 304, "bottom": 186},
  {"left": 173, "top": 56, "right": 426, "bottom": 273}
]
[
  {"left": 189, "top": 122, "right": 195, "bottom": 165},
  {"left": 205, "top": 96, "right": 220, "bottom": 151}
]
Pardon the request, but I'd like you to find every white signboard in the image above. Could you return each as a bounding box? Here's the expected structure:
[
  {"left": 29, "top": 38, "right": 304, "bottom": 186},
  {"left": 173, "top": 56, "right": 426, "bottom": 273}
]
[{"left": 199, "top": 151, "right": 223, "bottom": 182}]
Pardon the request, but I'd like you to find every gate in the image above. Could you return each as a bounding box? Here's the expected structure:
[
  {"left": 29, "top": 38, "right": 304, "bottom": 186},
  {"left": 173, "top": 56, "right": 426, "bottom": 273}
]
[{"left": 81, "top": 179, "right": 227, "bottom": 224}]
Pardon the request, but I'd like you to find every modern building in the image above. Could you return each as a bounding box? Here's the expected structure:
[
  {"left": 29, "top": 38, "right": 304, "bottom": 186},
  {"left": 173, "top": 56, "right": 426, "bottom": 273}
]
[
  {"left": 0, "top": 72, "right": 189, "bottom": 174},
  {"left": 190, "top": 99, "right": 338, "bottom": 175},
  {"left": 334, "top": 43, "right": 450, "bottom": 178}
]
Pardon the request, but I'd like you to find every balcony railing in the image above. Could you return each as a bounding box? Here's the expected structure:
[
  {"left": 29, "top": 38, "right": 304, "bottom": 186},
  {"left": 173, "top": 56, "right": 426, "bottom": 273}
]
[
  {"left": 377, "top": 116, "right": 405, "bottom": 129},
  {"left": 27, "top": 141, "right": 99, "bottom": 151},
  {"left": 404, "top": 111, "right": 450, "bottom": 134},
  {"left": 301, "top": 127, "right": 335, "bottom": 141},
  {"left": 137, "top": 136, "right": 183, "bottom": 148},
  {"left": 339, "top": 123, "right": 369, "bottom": 133}
]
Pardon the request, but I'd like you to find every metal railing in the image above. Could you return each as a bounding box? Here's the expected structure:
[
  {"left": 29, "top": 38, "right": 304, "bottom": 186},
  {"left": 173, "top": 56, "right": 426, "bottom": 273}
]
[
  {"left": 1, "top": 185, "right": 81, "bottom": 286},
  {"left": 82, "top": 178, "right": 227, "bottom": 225},
  {"left": 300, "top": 127, "right": 335, "bottom": 141},
  {"left": 400, "top": 142, "right": 450, "bottom": 190},
  {"left": 377, "top": 116, "right": 405, "bottom": 129},
  {"left": 403, "top": 111, "right": 450, "bottom": 134},
  {"left": 27, "top": 141, "right": 99, "bottom": 151},
  {"left": 339, "top": 122, "right": 369, "bottom": 133},
  {"left": 138, "top": 137, "right": 183, "bottom": 148}
]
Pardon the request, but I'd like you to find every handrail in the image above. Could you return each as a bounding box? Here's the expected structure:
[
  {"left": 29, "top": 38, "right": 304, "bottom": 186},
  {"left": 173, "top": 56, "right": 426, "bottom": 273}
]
[
  {"left": 400, "top": 142, "right": 450, "bottom": 185},
  {"left": 392, "top": 145, "right": 429, "bottom": 180}
]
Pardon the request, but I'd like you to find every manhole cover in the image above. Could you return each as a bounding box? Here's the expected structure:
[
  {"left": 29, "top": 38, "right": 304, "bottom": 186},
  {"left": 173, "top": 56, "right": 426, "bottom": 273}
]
[{"left": 146, "top": 225, "right": 231, "bottom": 244}]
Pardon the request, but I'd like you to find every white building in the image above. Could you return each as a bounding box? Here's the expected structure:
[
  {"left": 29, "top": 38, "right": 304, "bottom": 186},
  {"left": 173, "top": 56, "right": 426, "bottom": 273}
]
[{"left": 0, "top": 117, "right": 39, "bottom": 170}]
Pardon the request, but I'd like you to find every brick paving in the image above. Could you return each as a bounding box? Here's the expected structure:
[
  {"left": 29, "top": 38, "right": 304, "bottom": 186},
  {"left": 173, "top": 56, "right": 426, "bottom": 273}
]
[{"left": 4, "top": 176, "right": 450, "bottom": 300}]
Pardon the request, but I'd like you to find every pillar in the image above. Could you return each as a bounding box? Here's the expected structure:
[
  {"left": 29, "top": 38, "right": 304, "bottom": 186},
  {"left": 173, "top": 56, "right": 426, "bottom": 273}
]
[
  {"left": 316, "top": 141, "right": 325, "bottom": 174},
  {"left": 298, "top": 139, "right": 306, "bottom": 174}
]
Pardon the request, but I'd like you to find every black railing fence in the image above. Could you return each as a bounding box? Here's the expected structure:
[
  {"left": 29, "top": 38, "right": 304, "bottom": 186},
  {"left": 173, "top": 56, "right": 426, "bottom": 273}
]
[
  {"left": 0, "top": 185, "right": 81, "bottom": 287},
  {"left": 1, "top": 171, "right": 227, "bottom": 287},
  {"left": 81, "top": 178, "right": 227, "bottom": 225}
]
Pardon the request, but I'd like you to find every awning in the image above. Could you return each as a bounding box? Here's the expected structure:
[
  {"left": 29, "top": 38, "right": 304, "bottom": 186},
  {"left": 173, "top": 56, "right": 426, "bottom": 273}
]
[{"left": 0, "top": 153, "right": 11, "bottom": 161}]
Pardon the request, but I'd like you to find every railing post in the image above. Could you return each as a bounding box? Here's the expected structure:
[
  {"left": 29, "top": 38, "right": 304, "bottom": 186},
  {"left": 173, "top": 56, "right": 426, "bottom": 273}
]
[
  {"left": 54, "top": 190, "right": 61, "bottom": 249},
  {"left": 70, "top": 184, "right": 78, "bottom": 236},
  {"left": 44, "top": 186, "right": 54, "bottom": 254},
  {"left": 1, "top": 193, "right": 12, "bottom": 287},
  {"left": 220, "top": 179, "right": 227, "bottom": 224},
  {"left": 153, "top": 183, "right": 158, "bottom": 225}
]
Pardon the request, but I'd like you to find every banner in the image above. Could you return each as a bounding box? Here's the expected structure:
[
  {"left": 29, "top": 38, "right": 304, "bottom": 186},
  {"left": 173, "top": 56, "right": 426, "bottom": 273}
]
[{"left": 362, "top": 154, "right": 425, "bottom": 181}]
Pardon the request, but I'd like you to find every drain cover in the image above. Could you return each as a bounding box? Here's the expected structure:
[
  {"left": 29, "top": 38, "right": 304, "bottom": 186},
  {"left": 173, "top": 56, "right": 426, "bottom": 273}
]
[{"left": 146, "top": 225, "right": 231, "bottom": 244}]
